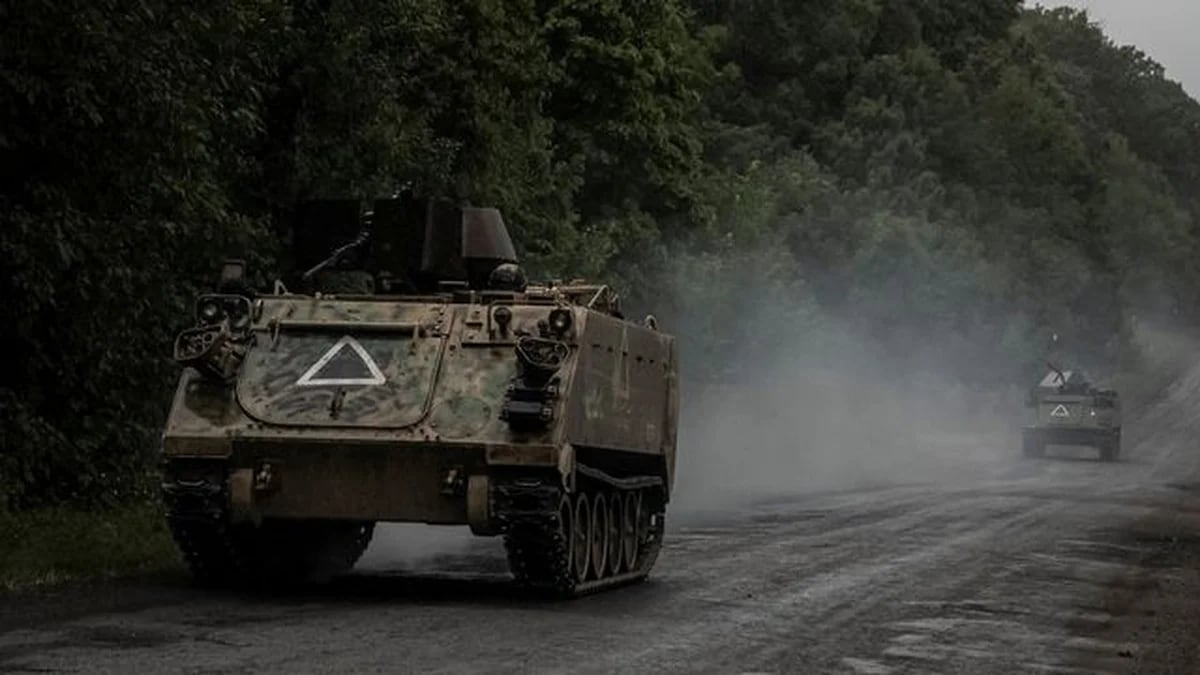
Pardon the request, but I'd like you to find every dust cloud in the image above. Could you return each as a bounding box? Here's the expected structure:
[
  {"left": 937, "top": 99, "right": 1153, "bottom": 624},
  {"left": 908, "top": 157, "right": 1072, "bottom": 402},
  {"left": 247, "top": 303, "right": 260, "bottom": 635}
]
[
  {"left": 1115, "top": 315, "right": 1200, "bottom": 411},
  {"left": 670, "top": 323, "right": 1023, "bottom": 514},
  {"left": 657, "top": 240, "right": 1047, "bottom": 514},
  {"left": 668, "top": 285, "right": 1196, "bottom": 515},
  {"left": 357, "top": 523, "right": 505, "bottom": 573}
]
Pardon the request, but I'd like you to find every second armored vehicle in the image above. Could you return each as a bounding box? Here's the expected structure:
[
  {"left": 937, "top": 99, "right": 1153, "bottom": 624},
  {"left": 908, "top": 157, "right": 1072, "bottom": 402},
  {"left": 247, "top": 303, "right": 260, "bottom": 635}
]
[
  {"left": 1022, "top": 364, "right": 1121, "bottom": 461},
  {"left": 161, "top": 197, "right": 679, "bottom": 596}
]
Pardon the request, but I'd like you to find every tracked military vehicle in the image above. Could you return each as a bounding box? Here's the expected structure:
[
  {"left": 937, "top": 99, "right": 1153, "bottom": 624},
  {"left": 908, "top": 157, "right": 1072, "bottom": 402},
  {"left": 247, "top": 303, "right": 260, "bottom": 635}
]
[
  {"left": 161, "top": 197, "right": 679, "bottom": 596},
  {"left": 1022, "top": 363, "right": 1121, "bottom": 461}
]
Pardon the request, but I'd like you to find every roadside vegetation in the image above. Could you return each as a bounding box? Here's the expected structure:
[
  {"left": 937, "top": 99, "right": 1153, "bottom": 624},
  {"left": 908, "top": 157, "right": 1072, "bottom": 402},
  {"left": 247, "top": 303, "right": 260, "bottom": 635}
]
[
  {"left": 0, "top": 502, "right": 180, "bottom": 592},
  {"left": 2, "top": 1, "right": 1199, "bottom": 586}
]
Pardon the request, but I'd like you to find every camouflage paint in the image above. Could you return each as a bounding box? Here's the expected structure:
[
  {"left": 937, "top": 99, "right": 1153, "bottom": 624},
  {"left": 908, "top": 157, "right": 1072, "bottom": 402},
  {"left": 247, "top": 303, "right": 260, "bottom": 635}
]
[{"left": 162, "top": 288, "right": 678, "bottom": 523}]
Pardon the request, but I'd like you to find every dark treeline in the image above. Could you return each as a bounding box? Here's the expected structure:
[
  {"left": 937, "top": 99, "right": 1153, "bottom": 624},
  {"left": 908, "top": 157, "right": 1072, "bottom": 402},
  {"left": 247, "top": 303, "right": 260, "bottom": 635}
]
[{"left": 2, "top": 1, "right": 1198, "bottom": 509}]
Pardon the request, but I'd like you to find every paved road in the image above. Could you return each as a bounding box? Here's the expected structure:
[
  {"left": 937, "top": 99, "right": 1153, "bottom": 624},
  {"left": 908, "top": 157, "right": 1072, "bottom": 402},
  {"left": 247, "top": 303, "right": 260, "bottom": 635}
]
[{"left": 4, "top": 390, "right": 1200, "bottom": 673}]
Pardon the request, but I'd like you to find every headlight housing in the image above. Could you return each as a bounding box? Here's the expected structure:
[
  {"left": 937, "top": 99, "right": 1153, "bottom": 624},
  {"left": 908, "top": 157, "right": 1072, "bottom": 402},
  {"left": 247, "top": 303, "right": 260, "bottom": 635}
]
[
  {"left": 198, "top": 299, "right": 223, "bottom": 323},
  {"left": 548, "top": 307, "right": 573, "bottom": 336}
]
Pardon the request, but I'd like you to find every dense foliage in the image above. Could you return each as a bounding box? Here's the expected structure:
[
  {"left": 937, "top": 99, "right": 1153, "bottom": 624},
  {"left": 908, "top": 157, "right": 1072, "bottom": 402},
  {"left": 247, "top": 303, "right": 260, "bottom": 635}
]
[{"left": 2, "top": 1, "right": 1197, "bottom": 509}]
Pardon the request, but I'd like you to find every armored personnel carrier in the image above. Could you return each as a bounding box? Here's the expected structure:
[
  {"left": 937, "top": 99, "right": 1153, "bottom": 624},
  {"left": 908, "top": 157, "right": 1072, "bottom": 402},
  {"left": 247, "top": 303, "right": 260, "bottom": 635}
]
[
  {"left": 161, "top": 197, "right": 679, "bottom": 596},
  {"left": 1022, "top": 363, "right": 1121, "bottom": 461}
]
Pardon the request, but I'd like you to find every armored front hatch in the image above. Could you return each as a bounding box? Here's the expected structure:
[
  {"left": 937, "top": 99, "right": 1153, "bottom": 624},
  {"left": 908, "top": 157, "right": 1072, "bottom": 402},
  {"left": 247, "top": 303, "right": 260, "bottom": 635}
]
[
  {"left": 235, "top": 302, "right": 446, "bottom": 429},
  {"left": 160, "top": 197, "right": 679, "bottom": 597}
]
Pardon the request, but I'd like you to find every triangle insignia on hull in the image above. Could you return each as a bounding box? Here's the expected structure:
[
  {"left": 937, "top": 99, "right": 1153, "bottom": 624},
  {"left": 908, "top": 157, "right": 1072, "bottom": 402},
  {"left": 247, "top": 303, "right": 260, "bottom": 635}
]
[
  {"left": 1050, "top": 404, "right": 1070, "bottom": 418},
  {"left": 295, "top": 335, "right": 386, "bottom": 387}
]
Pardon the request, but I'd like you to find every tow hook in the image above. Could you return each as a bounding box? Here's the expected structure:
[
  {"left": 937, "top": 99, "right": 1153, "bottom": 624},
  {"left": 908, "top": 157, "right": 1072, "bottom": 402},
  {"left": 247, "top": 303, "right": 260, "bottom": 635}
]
[
  {"left": 254, "top": 460, "right": 281, "bottom": 492},
  {"left": 441, "top": 466, "right": 466, "bottom": 496}
]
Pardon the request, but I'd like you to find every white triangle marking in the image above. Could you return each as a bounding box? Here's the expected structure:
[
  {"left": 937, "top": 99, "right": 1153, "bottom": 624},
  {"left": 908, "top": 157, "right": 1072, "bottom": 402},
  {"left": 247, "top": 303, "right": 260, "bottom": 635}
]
[
  {"left": 1050, "top": 404, "right": 1070, "bottom": 418},
  {"left": 295, "top": 335, "right": 386, "bottom": 387}
]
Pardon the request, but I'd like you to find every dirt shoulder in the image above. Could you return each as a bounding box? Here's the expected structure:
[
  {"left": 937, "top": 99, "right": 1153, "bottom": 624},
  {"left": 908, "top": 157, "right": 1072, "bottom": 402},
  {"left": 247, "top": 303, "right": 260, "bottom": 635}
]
[{"left": 1074, "top": 485, "right": 1200, "bottom": 674}]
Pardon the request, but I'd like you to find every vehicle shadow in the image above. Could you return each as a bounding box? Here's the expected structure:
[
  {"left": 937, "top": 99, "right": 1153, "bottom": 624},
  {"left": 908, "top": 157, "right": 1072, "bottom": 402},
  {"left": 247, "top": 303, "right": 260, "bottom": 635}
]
[
  {"left": 231, "top": 565, "right": 664, "bottom": 609},
  {"left": 1038, "top": 444, "right": 1120, "bottom": 463},
  {"left": 256, "top": 575, "right": 661, "bottom": 611},
  {"left": 325, "top": 571, "right": 531, "bottom": 605},
  {"left": 1035, "top": 454, "right": 1115, "bottom": 464}
]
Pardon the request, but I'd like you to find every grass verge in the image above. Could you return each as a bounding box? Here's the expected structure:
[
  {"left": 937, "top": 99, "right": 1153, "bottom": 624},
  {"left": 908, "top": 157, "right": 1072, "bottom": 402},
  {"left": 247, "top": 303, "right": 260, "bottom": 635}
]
[{"left": 0, "top": 501, "right": 182, "bottom": 592}]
